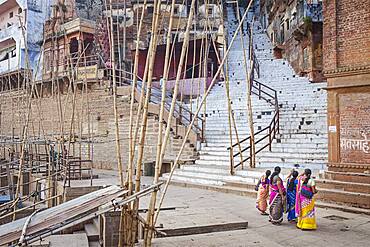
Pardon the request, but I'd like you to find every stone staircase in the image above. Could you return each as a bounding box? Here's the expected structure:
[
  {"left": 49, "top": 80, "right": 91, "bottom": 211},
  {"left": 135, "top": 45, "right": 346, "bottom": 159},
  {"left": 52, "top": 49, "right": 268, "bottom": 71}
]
[
  {"left": 158, "top": 8, "right": 370, "bottom": 213},
  {"left": 163, "top": 6, "right": 327, "bottom": 182}
]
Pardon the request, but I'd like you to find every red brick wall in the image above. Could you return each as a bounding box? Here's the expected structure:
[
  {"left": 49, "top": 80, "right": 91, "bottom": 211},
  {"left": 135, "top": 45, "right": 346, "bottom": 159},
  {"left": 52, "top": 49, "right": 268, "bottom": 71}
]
[
  {"left": 323, "top": 0, "right": 370, "bottom": 71},
  {"left": 339, "top": 93, "right": 370, "bottom": 164}
]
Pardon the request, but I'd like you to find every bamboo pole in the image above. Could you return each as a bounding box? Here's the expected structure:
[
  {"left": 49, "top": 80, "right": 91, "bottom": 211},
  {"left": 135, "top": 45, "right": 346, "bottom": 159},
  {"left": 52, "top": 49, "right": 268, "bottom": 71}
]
[
  {"left": 107, "top": 0, "right": 124, "bottom": 187},
  {"left": 120, "top": 1, "right": 150, "bottom": 246},
  {"left": 153, "top": 0, "right": 255, "bottom": 225},
  {"left": 144, "top": 0, "right": 196, "bottom": 245},
  {"left": 196, "top": 33, "right": 204, "bottom": 111},
  {"left": 189, "top": 21, "right": 197, "bottom": 113},
  {"left": 127, "top": 0, "right": 148, "bottom": 193},
  {"left": 130, "top": 0, "right": 177, "bottom": 164},
  {"left": 246, "top": 18, "right": 256, "bottom": 168},
  {"left": 203, "top": 0, "right": 210, "bottom": 141},
  {"left": 130, "top": 0, "right": 163, "bottom": 243},
  {"left": 143, "top": 0, "right": 178, "bottom": 243},
  {"left": 13, "top": 16, "right": 38, "bottom": 220},
  {"left": 235, "top": 2, "right": 255, "bottom": 168},
  {"left": 216, "top": 0, "right": 245, "bottom": 171}
]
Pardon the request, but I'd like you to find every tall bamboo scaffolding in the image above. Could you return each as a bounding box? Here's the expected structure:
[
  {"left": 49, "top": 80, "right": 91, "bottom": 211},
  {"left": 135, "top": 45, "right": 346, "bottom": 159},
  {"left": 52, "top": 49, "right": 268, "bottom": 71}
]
[
  {"left": 131, "top": 0, "right": 163, "bottom": 243},
  {"left": 153, "top": 0, "right": 255, "bottom": 226},
  {"left": 144, "top": 0, "right": 196, "bottom": 245},
  {"left": 121, "top": 1, "right": 149, "bottom": 246}
]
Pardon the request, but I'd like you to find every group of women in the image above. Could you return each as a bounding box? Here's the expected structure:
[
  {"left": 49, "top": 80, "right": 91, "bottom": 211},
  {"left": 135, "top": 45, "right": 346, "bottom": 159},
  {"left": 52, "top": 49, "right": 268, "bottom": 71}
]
[{"left": 255, "top": 166, "right": 317, "bottom": 230}]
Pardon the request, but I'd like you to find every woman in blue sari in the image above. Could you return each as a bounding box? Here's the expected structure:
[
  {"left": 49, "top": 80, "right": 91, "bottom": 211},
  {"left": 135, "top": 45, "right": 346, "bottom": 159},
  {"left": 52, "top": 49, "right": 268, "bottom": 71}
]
[{"left": 286, "top": 170, "right": 299, "bottom": 222}]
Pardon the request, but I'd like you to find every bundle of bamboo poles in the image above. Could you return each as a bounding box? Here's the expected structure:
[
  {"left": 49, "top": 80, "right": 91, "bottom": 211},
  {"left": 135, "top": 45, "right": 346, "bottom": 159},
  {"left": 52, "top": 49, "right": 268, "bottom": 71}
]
[{"left": 0, "top": 0, "right": 257, "bottom": 245}]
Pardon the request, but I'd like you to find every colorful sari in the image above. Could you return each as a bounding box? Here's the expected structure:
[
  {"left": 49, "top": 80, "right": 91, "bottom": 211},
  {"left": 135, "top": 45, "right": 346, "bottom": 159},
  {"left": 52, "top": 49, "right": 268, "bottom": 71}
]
[
  {"left": 256, "top": 176, "right": 269, "bottom": 213},
  {"left": 286, "top": 179, "right": 298, "bottom": 221},
  {"left": 296, "top": 177, "right": 317, "bottom": 230},
  {"left": 269, "top": 179, "right": 285, "bottom": 224}
]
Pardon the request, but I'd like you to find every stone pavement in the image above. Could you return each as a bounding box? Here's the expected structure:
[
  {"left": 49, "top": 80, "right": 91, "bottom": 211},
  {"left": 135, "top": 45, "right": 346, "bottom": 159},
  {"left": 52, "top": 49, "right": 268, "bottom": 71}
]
[
  {"left": 91, "top": 170, "right": 370, "bottom": 246},
  {"left": 138, "top": 183, "right": 370, "bottom": 247}
]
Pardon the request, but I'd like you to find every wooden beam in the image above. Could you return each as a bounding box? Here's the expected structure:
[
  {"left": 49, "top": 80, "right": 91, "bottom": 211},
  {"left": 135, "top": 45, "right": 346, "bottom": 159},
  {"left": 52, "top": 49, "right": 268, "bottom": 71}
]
[{"left": 157, "top": 221, "right": 249, "bottom": 238}]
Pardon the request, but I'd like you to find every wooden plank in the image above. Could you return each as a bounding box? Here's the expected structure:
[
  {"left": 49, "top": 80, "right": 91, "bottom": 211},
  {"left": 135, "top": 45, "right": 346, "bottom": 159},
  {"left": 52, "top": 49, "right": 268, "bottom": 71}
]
[
  {"left": 157, "top": 221, "right": 249, "bottom": 238},
  {"left": 0, "top": 185, "right": 127, "bottom": 245}
]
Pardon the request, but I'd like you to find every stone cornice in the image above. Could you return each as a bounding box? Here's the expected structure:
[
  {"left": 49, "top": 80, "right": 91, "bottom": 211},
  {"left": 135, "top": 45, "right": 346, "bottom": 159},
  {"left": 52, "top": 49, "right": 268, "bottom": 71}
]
[{"left": 324, "top": 65, "right": 370, "bottom": 78}]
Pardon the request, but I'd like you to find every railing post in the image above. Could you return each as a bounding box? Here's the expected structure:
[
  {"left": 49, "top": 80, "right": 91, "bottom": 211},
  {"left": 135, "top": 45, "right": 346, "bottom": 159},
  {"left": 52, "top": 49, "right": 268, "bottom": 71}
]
[
  {"left": 268, "top": 125, "right": 272, "bottom": 151},
  {"left": 249, "top": 138, "right": 252, "bottom": 168},
  {"left": 202, "top": 119, "right": 205, "bottom": 143},
  {"left": 258, "top": 83, "right": 261, "bottom": 99},
  {"left": 68, "top": 162, "right": 71, "bottom": 187},
  {"left": 229, "top": 148, "right": 234, "bottom": 175},
  {"left": 179, "top": 105, "right": 183, "bottom": 124},
  {"left": 277, "top": 111, "right": 280, "bottom": 134}
]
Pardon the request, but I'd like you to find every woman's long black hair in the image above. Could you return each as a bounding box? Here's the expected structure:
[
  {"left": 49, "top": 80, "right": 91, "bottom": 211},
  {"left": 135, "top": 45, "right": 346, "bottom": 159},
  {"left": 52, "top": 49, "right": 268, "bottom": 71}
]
[
  {"left": 265, "top": 169, "right": 271, "bottom": 178},
  {"left": 270, "top": 166, "right": 281, "bottom": 184},
  {"left": 303, "top": 169, "right": 312, "bottom": 185},
  {"left": 288, "top": 170, "right": 299, "bottom": 191}
]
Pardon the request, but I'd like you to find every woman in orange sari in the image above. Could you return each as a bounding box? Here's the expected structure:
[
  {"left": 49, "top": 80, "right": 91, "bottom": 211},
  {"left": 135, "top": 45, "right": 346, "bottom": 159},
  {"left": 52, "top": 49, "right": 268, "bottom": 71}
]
[
  {"left": 296, "top": 169, "right": 318, "bottom": 230},
  {"left": 256, "top": 170, "right": 271, "bottom": 215}
]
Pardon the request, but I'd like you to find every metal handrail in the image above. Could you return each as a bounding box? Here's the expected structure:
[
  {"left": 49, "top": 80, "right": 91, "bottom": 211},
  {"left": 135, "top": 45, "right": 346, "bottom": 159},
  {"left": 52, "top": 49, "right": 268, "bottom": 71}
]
[
  {"left": 134, "top": 80, "right": 205, "bottom": 142},
  {"left": 227, "top": 20, "right": 279, "bottom": 172},
  {"left": 228, "top": 77, "right": 280, "bottom": 173}
]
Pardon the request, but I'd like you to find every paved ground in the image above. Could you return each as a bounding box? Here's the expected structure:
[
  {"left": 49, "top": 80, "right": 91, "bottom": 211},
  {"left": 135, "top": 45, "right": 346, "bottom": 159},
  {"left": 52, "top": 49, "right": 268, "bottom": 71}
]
[
  {"left": 140, "top": 183, "right": 370, "bottom": 247},
  {"left": 93, "top": 170, "right": 370, "bottom": 247}
]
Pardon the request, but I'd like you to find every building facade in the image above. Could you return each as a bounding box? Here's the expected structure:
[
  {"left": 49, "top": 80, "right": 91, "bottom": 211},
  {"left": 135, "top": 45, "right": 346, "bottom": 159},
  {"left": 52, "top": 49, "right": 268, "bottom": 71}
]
[
  {"left": 0, "top": 0, "right": 51, "bottom": 81},
  {"left": 260, "top": 0, "right": 324, "bottom": 82},
  {"left": 324, "top": 0, "right": 370, "bottom": 172}
]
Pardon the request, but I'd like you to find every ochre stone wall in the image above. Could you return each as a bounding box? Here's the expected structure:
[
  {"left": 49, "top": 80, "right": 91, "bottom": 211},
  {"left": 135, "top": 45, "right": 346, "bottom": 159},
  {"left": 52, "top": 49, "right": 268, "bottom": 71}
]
[
  {"left": 324, "top": 0, "right": 370, "bottom": 171},
  {"left": 0, "top": 83, "right": 197, "bottom": 171}
]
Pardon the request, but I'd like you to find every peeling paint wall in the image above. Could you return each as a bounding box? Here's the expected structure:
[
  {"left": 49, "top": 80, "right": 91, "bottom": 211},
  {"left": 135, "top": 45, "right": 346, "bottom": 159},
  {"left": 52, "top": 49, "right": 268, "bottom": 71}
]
[
  {"left": 0, "top": 0, "right": 51, "bottom": 76},
  {"left": 25, "top": 0, "right": 52, "bottom": 78}
]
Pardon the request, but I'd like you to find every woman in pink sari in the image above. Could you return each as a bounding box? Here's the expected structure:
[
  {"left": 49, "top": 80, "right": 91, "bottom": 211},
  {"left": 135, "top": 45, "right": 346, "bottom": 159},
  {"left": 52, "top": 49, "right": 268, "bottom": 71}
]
[
  {"left": 296, "top": 169, "right": 318, "bottom": 230},
  {"left": 269, "top": 166, "right": 286, "bottom": 225},
  {"left": 256, "top": 170, "right": 271, "bottom": 215}
]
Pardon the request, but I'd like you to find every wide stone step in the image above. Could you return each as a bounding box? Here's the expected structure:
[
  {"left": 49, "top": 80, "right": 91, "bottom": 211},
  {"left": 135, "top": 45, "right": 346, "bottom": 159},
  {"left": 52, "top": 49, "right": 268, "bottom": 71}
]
[
  {"left": 264, "top": 142, "right": 327, "bottom": 148},
  {"left": 163, "top": 178, "right": 257, "bottom": 197},
  {"left": 255, "top": 161, "right": 326, "bottom": 170},
  {"left": 278, "top": 129, "right": 327, "bottom": 135},
  {"left": 258, "top": 151, "right": 326, "bottom": 160},
  {"left": 322, "top": 171, "right": 370, "bottom": 184},
  {"left": 316, "top": 189, "right": 370, "bottom": 209},
  {"left": 204, "top": 115, "right": 325, "bottom": 122},
  {"left": 181, "top": 165, "right": 230, "bottom": 174},
  {"left": 200, "top": 148, "right": 327, "bottom": 157},
  {"left": 202, "top": 142, "right": 327, "bottom": 151},
  {"left": 276, "top": 138, "right": 328, "bottom": 144},
  {"left": 203, "top": 107, "right": 326, "bottom": 114},
  {"left": 172, "top": 170, "right": 257, "bottom": 184},
  {"left": 316, "top": 179, "right": 370, "bottom": 194},
  {"left": 162, "top": 173, "right": 225, "bottom": 186},
  {"left": 195, "top": 159, "right": 230, "bottom": 166},
  {"left": 256, "top": 154, "right": 327, "bottom": 162}
]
